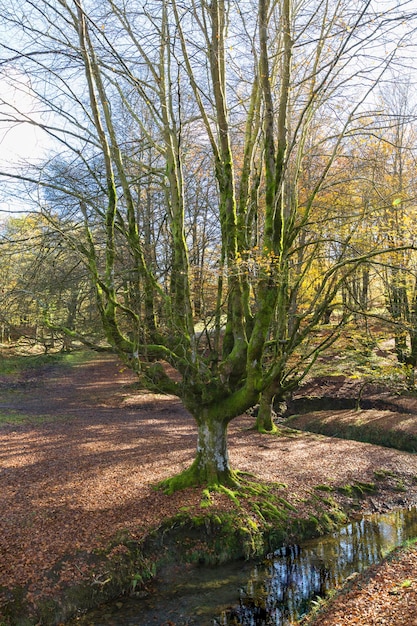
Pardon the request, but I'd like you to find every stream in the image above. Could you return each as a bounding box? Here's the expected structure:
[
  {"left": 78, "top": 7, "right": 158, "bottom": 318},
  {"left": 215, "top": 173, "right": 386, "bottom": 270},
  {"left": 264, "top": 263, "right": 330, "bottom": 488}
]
[{"left": 73, "top": 507, "right": 417, "bottom": 625}]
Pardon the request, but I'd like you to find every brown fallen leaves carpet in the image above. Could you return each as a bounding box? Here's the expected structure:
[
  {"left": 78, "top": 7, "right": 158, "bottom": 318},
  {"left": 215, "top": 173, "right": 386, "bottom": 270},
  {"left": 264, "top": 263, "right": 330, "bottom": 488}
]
[{"left": 2, "top": 353, "right": 417, "bottom": 624}]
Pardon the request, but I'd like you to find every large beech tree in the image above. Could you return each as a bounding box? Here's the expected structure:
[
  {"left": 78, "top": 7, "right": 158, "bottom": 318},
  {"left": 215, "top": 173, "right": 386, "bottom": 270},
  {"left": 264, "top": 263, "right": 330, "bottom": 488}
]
[{"left": 0, "top": 0, "right": 415, "bottom": 488}]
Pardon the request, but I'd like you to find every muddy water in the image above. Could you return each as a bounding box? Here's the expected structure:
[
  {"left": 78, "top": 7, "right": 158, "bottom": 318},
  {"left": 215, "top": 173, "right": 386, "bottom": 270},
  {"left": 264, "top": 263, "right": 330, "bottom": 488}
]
[{"left": 73, "top": 507, "right": 417, "bottom": 626}]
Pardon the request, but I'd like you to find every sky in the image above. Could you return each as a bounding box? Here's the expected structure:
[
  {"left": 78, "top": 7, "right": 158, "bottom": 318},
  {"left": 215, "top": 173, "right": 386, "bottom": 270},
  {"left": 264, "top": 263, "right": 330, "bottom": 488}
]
[
  {"left": 0, "top": 71, "right": 54, "bottom": 215},
  {"left": 0, "top": 117, "right": 43, "bottom": 163},
  {"left": 0, "top": 76, "right": 49, "bottom": 167}
]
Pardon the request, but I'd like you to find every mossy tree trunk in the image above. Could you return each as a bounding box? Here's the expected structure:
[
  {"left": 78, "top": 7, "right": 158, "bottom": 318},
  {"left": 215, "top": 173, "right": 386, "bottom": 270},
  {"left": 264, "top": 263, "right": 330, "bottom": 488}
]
[
  {"left": 195, "top": 418, "right": 230, "bottom": 482},
  {"left": 256, "top": 387, "right": 278, "bottom": 433},
  {"left": 163, "top": 417, "right": 234, "bottom": 492}
]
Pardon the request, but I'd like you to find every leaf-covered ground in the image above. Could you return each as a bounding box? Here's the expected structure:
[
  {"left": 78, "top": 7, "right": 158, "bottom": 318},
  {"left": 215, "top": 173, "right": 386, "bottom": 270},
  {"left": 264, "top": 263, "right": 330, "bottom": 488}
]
[
  {"left": 302, "top": 545, "right": 417, "bottom": 626},
  {"left": 2, "top": 352, "right": 417, "bottom": 624}
]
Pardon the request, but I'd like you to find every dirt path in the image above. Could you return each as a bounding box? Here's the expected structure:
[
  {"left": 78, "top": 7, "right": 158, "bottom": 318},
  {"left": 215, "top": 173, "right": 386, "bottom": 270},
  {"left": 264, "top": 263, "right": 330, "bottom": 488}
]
[{"left": 2, "top": 354, "right": 417, "bottom": 624}]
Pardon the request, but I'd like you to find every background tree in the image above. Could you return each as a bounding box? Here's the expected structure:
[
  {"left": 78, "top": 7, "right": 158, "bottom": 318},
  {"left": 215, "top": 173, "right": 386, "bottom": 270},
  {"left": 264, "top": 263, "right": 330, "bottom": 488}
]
[{"left": 0, "top": 213, "right": 100, "bottom": 349}]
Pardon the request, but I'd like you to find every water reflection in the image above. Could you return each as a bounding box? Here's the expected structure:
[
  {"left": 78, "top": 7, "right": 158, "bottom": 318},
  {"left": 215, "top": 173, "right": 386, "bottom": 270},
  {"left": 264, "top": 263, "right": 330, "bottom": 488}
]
[{"left": 224, "top": 507, "right": 417, "bottom": 625}]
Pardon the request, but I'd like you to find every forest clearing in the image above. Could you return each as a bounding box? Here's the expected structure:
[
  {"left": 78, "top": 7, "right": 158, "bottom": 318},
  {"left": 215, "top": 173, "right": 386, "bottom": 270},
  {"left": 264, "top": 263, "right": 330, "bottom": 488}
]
[{"left": 2, "top": 348, "right": 417, "bottom": 625}]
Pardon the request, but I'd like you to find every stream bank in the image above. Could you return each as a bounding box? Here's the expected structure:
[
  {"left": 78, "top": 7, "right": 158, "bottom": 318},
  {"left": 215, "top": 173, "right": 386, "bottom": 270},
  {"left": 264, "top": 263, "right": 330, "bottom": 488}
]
[
  {"left": 3, "top": 357, "right": 417, "bottom": 626},
  {"left": 2, "top": 477, "right": 350, "bottom": 626},
  {"left": 68, "top": 504, "right": 417, "bottom": 626},
  {"left": 284, "top": 375, "right": 417, "bottom": 452},
  {"left": 5, "top": 469, "right": 416, "bottom": 626}
]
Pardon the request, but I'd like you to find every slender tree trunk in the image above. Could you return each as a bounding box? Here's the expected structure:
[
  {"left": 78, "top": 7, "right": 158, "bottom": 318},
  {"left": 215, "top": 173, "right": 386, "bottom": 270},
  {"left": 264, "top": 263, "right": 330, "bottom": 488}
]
[
  {"left": 389, "top": 282, "right": 409, "bottom": 363},
  {"left": 255, "top": 386, "right": 277, "bottom": 433}
]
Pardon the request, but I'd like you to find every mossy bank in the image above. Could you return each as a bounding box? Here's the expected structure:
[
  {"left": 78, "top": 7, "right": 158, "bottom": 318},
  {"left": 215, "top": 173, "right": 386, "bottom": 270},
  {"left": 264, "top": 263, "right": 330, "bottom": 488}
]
[{"left": 0, "top": 478, "right": 350, "bottom": 626}]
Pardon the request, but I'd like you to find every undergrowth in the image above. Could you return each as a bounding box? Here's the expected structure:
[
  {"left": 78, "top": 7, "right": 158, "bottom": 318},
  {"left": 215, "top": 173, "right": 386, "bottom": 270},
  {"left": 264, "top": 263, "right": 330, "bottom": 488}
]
[{"left": 0, "top": 349, "right": 92, "bottom": 376}]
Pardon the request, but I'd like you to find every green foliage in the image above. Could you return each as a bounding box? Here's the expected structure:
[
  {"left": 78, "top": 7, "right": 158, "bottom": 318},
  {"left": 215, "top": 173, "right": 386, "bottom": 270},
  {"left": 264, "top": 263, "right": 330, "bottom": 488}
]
[
  {"left": 158, "top": 461, "right": 240, "bottom": 494},
  {"left": 200, "top": 488, "right": 214, "bottom": 508},
  {"left": 131, "top": 572, "right": 143, "bottom": 592},
  {"left": 373, "top": 469, "right": 396, "bottom": 480},
  {"left": 296, "top": 501, "right": 347, "bottom": 539},
  {"left": 400, "top": 579, "right": 413, "bottom": 588},
  {"left": 314, "top": 484, "right": 334, "bottom": 492},
  {"left": 337, "top": 481, "right": 376, "bottom": 498},
  {"left": 393, "top": 479, "right": 407, "bottom": 493},
  {"left": 217, "top": 485, "right": 241, "bottom": 505}
]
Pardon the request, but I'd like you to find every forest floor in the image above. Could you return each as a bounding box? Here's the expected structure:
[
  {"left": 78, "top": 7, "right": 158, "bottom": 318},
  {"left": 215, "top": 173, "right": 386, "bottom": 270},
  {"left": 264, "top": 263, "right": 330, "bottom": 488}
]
[{"left": 2, "top": 349, "right": 417, "bottom": 624}]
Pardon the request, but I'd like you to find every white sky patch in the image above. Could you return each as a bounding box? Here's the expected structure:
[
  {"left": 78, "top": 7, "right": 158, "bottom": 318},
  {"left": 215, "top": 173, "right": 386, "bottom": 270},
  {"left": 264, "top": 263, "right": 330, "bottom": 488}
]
[
  {"left": 0, "top": 73, "right": 50, "bottom": 168},
  {"left": 0, "top": 72, "right": 57, "bottom": 215}
]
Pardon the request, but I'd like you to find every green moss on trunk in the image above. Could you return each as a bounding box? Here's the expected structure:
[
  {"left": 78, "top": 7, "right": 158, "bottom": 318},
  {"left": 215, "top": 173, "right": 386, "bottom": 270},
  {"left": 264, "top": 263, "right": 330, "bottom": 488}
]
[
  {"left": 255, "top": 387, "right": 278, "bottom": 433},
  {"left": 160, "top": 418, "right": 238, "bottom": 493}
]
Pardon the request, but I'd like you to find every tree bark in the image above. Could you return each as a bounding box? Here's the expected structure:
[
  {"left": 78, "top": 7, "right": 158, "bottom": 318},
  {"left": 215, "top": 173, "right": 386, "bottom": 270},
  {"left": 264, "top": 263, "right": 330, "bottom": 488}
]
[
  {"left": 255, "top": 386, "right": 277, "bottom": 433},
  {"left": 161, "top": 412, "right": 237, "bottom": 492},
  {"left": 194, "top": 418, "right": 231, "bottom": 484}
]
